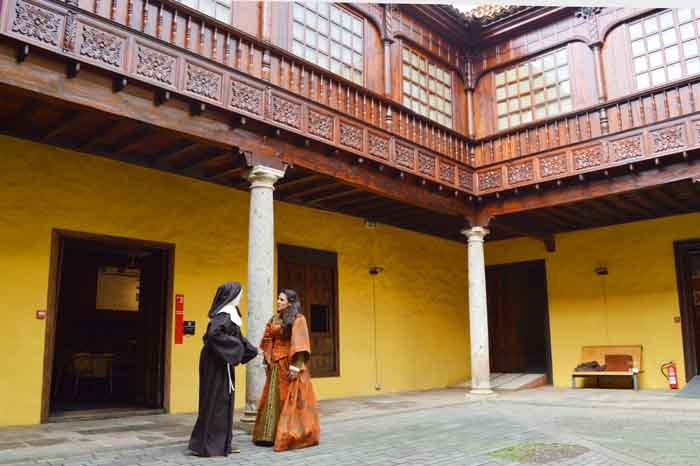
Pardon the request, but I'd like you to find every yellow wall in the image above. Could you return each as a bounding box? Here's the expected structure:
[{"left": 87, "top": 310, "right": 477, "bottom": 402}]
[
  {"left": 486, "top": 213, "right": 700, "bottom": 389},
  {"left": 0, "top": 135, "right": 469, "bottom": 426}
]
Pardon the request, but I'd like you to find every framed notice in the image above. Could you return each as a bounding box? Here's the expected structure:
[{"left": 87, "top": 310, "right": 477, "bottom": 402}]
[{"left": 96, "top": 266, "right": 141, "bottom": 312}]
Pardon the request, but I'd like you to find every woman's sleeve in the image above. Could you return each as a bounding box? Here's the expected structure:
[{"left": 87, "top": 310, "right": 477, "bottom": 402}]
[
  {"left": 206, "top": 319, "right": 245, "bottom": 365},
  {"left": 260, "top": 320, "right": 273, "bottom": 365},
  {"left": 290, "top": 315, "right": 311, "bottom": 366}
]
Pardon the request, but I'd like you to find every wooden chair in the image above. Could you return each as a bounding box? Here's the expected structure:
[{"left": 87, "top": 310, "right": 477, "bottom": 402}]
[{"left": 571, "top": 345, "right": 643, "bottom": 390}]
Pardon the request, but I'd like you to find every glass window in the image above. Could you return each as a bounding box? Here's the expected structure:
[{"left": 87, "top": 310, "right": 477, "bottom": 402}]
[
  {"left": 402, "top": 46, "right": 452, "bottom": 127},
  {"left": 630, "top": 10, "right": 700, "bottom": 88},
  {"left": 291, "top": 2, "right": 363, "bottom": 84},
  {"left": 494, "top": 46, "right": 571, "bottom": 130}
]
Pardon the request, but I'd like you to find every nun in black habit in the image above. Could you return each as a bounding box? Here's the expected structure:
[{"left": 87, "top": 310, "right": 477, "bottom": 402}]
[{"left": 189, "top": 282, "right": 258, "bottom": 457}]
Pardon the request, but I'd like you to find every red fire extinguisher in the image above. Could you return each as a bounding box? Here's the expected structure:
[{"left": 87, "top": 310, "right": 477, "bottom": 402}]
[{"left": 661, "top": 361, "right": 679, "bottom": 389}]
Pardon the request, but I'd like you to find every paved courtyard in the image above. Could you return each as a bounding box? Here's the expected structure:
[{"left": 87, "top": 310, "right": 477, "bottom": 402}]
[{"left": 1, "top": 387, "right": 700, "bottom": 466}]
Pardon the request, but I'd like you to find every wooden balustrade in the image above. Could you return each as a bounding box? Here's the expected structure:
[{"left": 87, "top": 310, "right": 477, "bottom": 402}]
[
  {"left": 79, "top": 0, "right": 470, "bottom": 163},
  {"left": 474, "top": 77, "right": 700, "bottom": 167}
]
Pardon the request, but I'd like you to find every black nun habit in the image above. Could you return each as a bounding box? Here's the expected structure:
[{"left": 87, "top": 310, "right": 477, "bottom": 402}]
[{"left": 188, "top": 282, "right": 258, "bottom": 457}]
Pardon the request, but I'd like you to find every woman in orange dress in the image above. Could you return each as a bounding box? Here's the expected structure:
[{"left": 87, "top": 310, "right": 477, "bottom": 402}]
[{"left": 252, "top": 289, "right": 320, "bottom": 451}]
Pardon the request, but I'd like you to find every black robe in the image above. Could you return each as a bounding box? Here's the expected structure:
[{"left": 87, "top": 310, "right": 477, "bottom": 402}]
[{"left": 189, "top": 313, "right": 257, "bottom": 457}]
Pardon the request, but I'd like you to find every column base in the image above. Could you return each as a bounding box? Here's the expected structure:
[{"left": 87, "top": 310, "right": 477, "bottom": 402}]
[
  {"left": 237, "top": 410, "right": 257, "bottom": 434},
  {"left": 469, "top": 388, "right": 495, "bottom": 395}
]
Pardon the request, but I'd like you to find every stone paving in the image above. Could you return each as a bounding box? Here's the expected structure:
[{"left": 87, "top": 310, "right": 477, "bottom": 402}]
[{"left": 1, "top": 387, "right": 700, "bottom": 466}]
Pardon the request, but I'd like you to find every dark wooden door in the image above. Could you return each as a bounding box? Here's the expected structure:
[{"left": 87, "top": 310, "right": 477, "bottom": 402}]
[
  {"left": 675, "top": 240, "right": 700, "bottom": 382},
  {"left": 140, "top": 249, "right": 168, "bottom": 409},
  {"left": 486, "top": 260, "right": 551, "bottom": 377},
  {"left": 278, "top": 245, "right": 339, "bottom": 378}
]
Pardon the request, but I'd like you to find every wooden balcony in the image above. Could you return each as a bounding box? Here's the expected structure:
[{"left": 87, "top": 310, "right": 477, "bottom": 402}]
[
  {"left": 473, "top": 77, "right": 700, "bottom": 196},
  {"left": 0, "top": 0, "right": 474, "bottom": 193}
]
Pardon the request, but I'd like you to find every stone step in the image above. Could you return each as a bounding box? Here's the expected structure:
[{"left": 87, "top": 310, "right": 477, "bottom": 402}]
[{"left": 452, "top": 373, "right": 547, "bottom": 391}]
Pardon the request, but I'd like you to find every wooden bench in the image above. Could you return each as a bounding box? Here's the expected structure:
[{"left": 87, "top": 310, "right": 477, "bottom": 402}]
[{"left": 571, "top": 345, "right": 643, "bottom": 391}]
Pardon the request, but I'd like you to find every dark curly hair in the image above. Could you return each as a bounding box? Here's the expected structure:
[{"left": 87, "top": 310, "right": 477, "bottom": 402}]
[{"left": 279, "top": 288, "right": 301, "bottom": 329}]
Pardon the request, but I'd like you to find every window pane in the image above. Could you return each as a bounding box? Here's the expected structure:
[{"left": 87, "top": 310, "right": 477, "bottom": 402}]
[
  {"left": 629, "top": 23, "right": 643, "bottom": 40},
  {"left": 644, "top": 17, "right": 658, "bottom": 34},
  {"left": 507, "top": 69, "right": 517, "bottom": 82},
  {"left": 354, "top": 53, "right": 362, "bottom": 69},
  {"left": 293, "top": 21, "right": 304, "bottom": 40},
  {"left": 341, "top": 11, "right": 351, "bottom": 29},
  {"left": 662, "top": 28, "right": 678, "bottom": 46},
  {"left": 508, "top": 98, "right": 519, "bottom": 111},
  {"left": 495, "top": 72, "right": 506, "bottom": 86},
  {"left": 331, "top": 59, "right": 341, "bottom": 73},
  {"left": 353, "top": 35, "right": 362, "bottom": 52},
  {"left": 200, "top": 0, "right": 214, "bottom": 17},
  {"left": 305, "top": 9, "right": 316, "bottom": 28},
  {"left": 318, "top": 19, "right": 329, "bottom": 35},
  {"left": 318, "top": 35, "right": 329, "bottom": 52},
  {"left": 636, "top": 72, "right": 650, "bottom": 89},
  {"left": 354, "top": 70, "right": 362, "bottom": 84},
  {"left": 510, "top": 113, "right": 521, "bottom": 126},
  {"left": 342, "top": 29, "right": 352, "bottom": 46},
  {"left": 660, "top": 11, "right": 674, "bottom": 29},
  {"left": 548, "top": 101, "right": 559, "bottom": 114},
  {"left": 497, "top": 102, "right": 507, "bottom": 115},
  {"left": 332, "top": 42, "right": 342, "bottom": 59},
  {"left": 668, "top": 62, "right": 682, "bottom": 80},
  {"left": 496, "top": 87, "right": 506, "bottom": 100},
  {"left": 508, "top": 83, "right": 518, "bottom": 96},
  {"left": 546, "top": 85, "right": 557, "bottom": 100},
  {"left": 533, "top": 74, "right": 544, "bottom": 88},
  {"left": 305, "top": 47, "right": 316, "bottom": 62},
  {"left": 681, "top": 23, "right": 695, "bottom": 41},
  {"left": 560, "top": 80, "right": 571, "bottom": 96},
  {"left": 535, "top": 90, "right": 545, "bottom": 104},
  {"left": 543, "top": 54, "right": 555, "bottom": 69},
  {"left": 293, "top": 40, "right": 304, "bottom": 57},
  {"left": 632, "top": 39, "right": 646, "bottom": 56},
  {"left": 318, "top": 2, "right": 329, "bottom": 18},
  {"left": 535, "top": 105, "right": 546, "bottom": 118},
  {"left": 498, "top": 117, "right": 509, "bottom": 130},
  {"left": 215, "top": 4, "right": 229, "bottom": 22},
  {"left": 306, "top": 29, "right": 317, "bottom": 46},
  {"left": 665, "top": 45, "right": 680, "bottom": 63},
  {"left": 560, "top": 97, "right": 572, "bottom": 112},
  {"left": 634, "top": 56, "right": 648, "bottom": 72},
  {"left": 518, "top": 64, "right": 529, "bottom": 77},
  {"left": 687, "top": 57, "right": 700, "bottom": 74},
  {"left": 651, "top": 67, "right": 666, "bottom": 85},
  {"left": 520, "top": 95, "right": 531, "bottom": 107},
  {"left": 545, "top": 70, "right": 557, "bottom": 85},
  {"left": 556, "top": 49, "right": 568, "bottom": 65},
  {"left": 649, "top": 50, "right": 663, "bottom": 68},
  {"left": 531, "top": 59, "right": 543, "bottom": 73},
  {"left": 519, "top": 80, "right": 530, "bottom": 93},
  {"left": 293, "top": 3, "right": 304, "bottom": 21},
  {"left": 319, "top": 54, "right": 329, "bottom": 69},
  {"left": 353, "top": 18, "right": 362, "bottom": 35},
  {"left": 684, "top": 39, "right": 699, "bottom": 57},
  {"left": 646, "top": 33, "right": 661, "bottom": 51},
  {"left": 521, "top": 110, "right": 533, "bottom": 123},
  {"left": 330, "top": 5, "right": 340, "bottom": 23},
  {"left": 331, "top": 24, "right": 341, "bottom": 41},
  {"left": 558, "top": 65, "right": 570, "bottom": 80},
  {"left": 678, "top": 9, "right": 693, "bottom": 23}
]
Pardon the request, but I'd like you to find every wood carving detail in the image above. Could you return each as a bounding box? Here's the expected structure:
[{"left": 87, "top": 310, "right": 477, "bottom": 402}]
[
  {"left": 230, "top": 80, "right": 263, "bottom": 114},
  {"left": 135, "top": 45, "right": 176, "bottom": 85},
  {"left": 418, "top": 153, "right": 436, "bottom": 176},
  {"left": 394, "top": 142, "right": 415, "bottom": 168},
  {"left": 12, "top": 0, "right": 62, "bottom": 46},
  {"left": 339, "top": 123, "right": 362, "bottom": 150},
  {"left": 539, "top": 154, "right": 567, "bottom": 178},
  {"left": 611, "top": 136, "right": 643, "bottom": 161},
  {"left": 185, "top": 63, "right": 221, "bottom": 101},
  {"left": 650, "top": 125, "right": 686, "bottom": 153},
  {"left": 308, "top": 110, "right": 334, "bottom": 140},
  {"left": 573, "top": 145, "right": 605, "bottom": 170},
  {"left": 479, "top": 169, "right": 502, "bottom": 190},
  {"left": 271, "top": 96, "right": 301, "bottom": 129},
  {"left": 458, "top": 168, "right": 473, "bottom": 190},
  {"left": 79, "top": 25, "right": 123, "bottom": 66},
  {"left": 507, "top": 161, "right": 534, "bottom": 184},
  {"left": 439, "top": 162, "right": 455, "bottom": 183},
  {"left": 368, "top": 133, "right": 389, "bottom": 159}
]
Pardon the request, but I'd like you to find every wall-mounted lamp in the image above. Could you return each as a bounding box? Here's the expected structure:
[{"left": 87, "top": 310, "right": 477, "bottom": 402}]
[
  {"left": 369, "top": 266, "right": 384, "bottom": 275},
  {"left": 595, "top": 266, "right": 609, "bottom": 276}
]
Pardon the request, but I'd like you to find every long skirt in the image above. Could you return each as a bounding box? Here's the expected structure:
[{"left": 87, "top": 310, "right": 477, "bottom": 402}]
[{"left": 252, "top": 360, "right": 320, "bottom": 451}]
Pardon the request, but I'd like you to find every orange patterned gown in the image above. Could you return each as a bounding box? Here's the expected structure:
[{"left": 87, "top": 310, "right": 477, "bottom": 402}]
[{"left": 252, "top": 313, "right": 320, "bottom": 451}]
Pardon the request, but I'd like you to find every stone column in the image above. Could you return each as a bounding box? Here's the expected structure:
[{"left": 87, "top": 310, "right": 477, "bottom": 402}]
[
  {"left": 240, "top": 164, "right": 285, "bottom": 429},
  {"left": 461, "top": 226, "right": 493, "bottom": 394}
]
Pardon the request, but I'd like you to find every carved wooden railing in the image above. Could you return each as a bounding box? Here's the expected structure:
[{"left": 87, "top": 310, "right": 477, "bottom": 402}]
[
  {"left": 472, "top": 76, "right": 700, "bottom": 194},
  {"left": 1, "top": 0, "right": 475, "bottom": 192},
  {"left": 474, "top": 77, "right": 700, "bottom": 166}
]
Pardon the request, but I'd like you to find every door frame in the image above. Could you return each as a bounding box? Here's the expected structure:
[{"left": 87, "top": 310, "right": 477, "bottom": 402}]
[
  {"left": 485, "top": 259, "right": 554, "bottom": 383},
  {"left": 41, "top": 229, "right": 175, "bottom": 422},
  {"left": 674, "top": 239, "right": 700, "bottom": 383}
]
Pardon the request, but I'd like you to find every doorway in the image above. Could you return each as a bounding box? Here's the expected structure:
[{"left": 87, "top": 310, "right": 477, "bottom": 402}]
[
  {"left": 43, "top": 231, "right": 173, "bottom": 421},
  {"left": 486, "top": 260, "right": 553, "bottom": 382},
  {"left": 675, "top": 240, "right": 700, "bottom": 383},
  {"left": 278, "top": 244, "right": 339, "bottom": 378}
]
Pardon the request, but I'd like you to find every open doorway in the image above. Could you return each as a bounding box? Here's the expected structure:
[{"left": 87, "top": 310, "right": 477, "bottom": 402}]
[
  {"left": 486, "top": 260, "right": 553, "bottom": 383},
  {"left": 675, "top": 239, "right": 700, "bottom": 384},
  {"left": 44, "top": 231, "right": 173, "bottom": 421}
]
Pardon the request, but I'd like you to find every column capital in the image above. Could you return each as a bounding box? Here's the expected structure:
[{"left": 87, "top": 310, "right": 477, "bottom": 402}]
[
  {"left": 246, "top": 165, "right": 285, "bottom": 190},
  {"left": 460, "top": 226, "right": 490, "bottom": 241}
]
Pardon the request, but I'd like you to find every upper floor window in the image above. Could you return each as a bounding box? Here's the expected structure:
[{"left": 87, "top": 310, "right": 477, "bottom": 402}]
[
  {"left": 629, "top": 9, "right": 700, "bottom": 90},
  {"left": 402, "top": 47, "right": 453, "bottom": 127},
  {"left": 179, "top": 0, "right": 230, "bottom": 22},
  {"left": 292, "top": 2, "right": 364, "bottom": 85},
  {"left": 495, "top": 48, "right": 571, "bottom": 131}
]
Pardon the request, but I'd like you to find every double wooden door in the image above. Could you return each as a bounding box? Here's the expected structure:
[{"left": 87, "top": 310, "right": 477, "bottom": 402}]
[
  {"left": 278, "top": 245, "right": 339, "bottom": 378},
  {"left": 675, "top": 240, "right": 700, "bottom": 382}
]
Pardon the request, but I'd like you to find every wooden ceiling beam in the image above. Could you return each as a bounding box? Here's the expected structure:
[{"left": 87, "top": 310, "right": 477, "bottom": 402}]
[
  {"left": 307, "top": 188, "right": 364, "bottom": 204},
  {"left": 276, "top": 175, "right": 327, "bottom": 193},
  {"left": 112, "top": 127, "right": 155, "bottom": 155},
  {"left": 481, "top": 160, "right": 700, "bottom": 217},
  {"left": 282, "top": 182, "right": 342, "bottom": 202},
  {"left": 40, "top": 111, "right": 83, "bottom": 141},
  {"left": 648, "top": 188, "right": 694, "bottom": 214}
]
